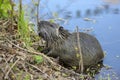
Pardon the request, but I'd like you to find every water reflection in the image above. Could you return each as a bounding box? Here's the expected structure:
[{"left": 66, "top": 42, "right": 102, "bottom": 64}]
[
  {"left": 113, "top": 8, "right": 119, "bottom": 14},
  {"left": 59, "top": 4, "right": 119, "bottom": 19},
  {"left": 76, "top": 10, "right": 81, "bottom": 18},
  {"left": 93, "top": 7, "right": 103, "bottom": 16},
  {"left": 63, "top": 11, "right": 72, "bottom": 19},
  {"left": 85, "top": 9, "right": 92, "bottom": 16},
  {"left": 103, "top": 4, "right": 110, "bottom": 13}
]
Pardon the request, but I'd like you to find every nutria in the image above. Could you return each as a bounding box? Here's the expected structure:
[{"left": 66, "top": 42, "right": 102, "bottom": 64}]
[{"left": 38, "top": 21, "right": 104, "bottom": 70}]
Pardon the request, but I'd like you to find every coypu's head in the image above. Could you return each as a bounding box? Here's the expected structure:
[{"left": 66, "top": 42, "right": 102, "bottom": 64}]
[{"left": 38, "top": 21, "right": 70, "bottom": 46}]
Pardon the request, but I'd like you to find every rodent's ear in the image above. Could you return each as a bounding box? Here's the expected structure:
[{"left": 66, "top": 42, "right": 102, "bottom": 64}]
[
  {"left": 59, "top": 26, "right": 64, "bottom": 31},
  {"left": 56, "top": 26, "right": 63, "bottom": 36}
]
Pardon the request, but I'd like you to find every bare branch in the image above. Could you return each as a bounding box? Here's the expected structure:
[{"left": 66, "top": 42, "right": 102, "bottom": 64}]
[
  {"left": 4, "top": 57, "right": 20, "bottom": 79},
  {"left": 76, "top": 26, "right": 84, "bottom": 73},
  {"left": 37, "top": 0, "right": 40, "bottom": 24}
]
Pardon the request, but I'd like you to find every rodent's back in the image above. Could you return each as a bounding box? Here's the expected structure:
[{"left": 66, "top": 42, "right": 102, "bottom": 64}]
[
  {"left": 48, "top": 32, "right": 104, "bottom": 67},
  {"left": 69, "top": 32, "right": 104, "bottom": 66}
]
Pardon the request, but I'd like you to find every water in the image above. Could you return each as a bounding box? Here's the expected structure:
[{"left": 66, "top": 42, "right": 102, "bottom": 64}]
[{"left": 23, "top": 0, "right": 120, "bottom": 79}]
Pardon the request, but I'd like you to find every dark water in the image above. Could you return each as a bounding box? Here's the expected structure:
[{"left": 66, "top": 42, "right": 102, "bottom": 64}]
[{"left": 22, "top": 0, "right": 120, "bottom": 79}]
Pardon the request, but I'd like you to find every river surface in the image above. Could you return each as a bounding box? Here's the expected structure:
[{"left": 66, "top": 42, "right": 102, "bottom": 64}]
[{"left": 22, "top": 0, "right": 120, "bottom": 79}]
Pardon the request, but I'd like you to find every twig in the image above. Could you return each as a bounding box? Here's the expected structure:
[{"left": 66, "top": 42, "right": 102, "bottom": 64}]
[
  {"left": 2, "top": 19, "right": 10, "bottom": 26},
  {"left": 26, "top": 62, "right": 43, "bottom": 74},
  {"left": 5, "top": 37, "right": 57, "bottom": 66},
  {"left": 37, "top": 0, "right": 40, "bottom": 24},
  {"left": 76, "top": 26, "right": 84, "bottom": 73},
  {"left": 19, "top": 0, "right": 22, "bottom": 15},
  {"left": 4, "top": 55, "right": 15, "bottom": 72},
  {"left": 10, "top": 0, "right": 14, "bottom": 29},
  {"left": 4, "top": 57, "right": 20, "bottom": 79},
  {"left": 60, "top": 66, "right": 80, "bottom": 76},
  {"left": 21, "top": 62, "right": 28, "bottom": 72},
  {"left": 2, "top": 56, "right": 17, "bottom": 80},
  {"left": 26, "top": 62, "right": 52, "bottom": 80}
]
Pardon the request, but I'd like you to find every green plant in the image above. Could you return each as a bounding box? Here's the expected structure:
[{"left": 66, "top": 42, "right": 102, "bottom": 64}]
[
  {"left": 0, "top": 0, "right": 12, "bottom": 18},
  {"left": 34, "top": 55, "right": 43, "bottom": 64},
  {"left": 18, "top": 11, "right": 31, "bottom": 47},
  {"left": 18, "top": 0, "right": 32, "bottom": 48},
  {"left": 24, "top": 74, "right": 31, "bottom": 80}
]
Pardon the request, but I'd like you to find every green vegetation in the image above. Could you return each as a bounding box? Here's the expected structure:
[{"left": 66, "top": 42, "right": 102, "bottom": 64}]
[
  {"left": 34, "top": 55, "right": 43, "bottom": 64},
  {"left": 18, "top": 10, "right": 31, "bottom": 47},
  {"left": 0, "top": 0, "right": 32, "bottom": 48},
  {"left": 0, "top": 0, "right": 12, "bottom": 18},
  {"left": 23, "top": 74, "right": 31, "bottom": 80},
  {"left": 17, "top": 0, "right": 32, "bottom": 48}
]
